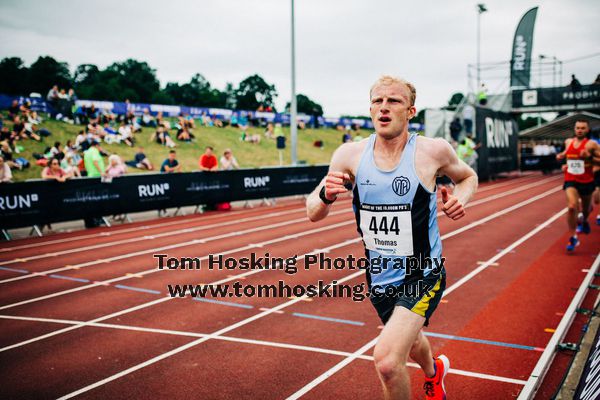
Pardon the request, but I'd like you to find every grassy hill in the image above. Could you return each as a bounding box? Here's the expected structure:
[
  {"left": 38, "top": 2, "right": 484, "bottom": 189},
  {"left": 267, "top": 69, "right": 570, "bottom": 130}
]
[{"left": 4, "top": 117, "right": 358, "bottom": 182}]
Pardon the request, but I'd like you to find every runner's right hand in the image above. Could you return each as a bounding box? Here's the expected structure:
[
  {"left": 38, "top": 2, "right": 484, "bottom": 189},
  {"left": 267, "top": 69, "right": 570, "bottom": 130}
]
[{"left": 324, "top": 171, "right": 351, "bottom": 201}]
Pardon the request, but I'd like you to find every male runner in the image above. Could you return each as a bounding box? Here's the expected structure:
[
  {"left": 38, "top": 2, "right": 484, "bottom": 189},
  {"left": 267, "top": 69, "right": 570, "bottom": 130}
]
[
  {"left": 592, "top": 132, "right": 600, "bottom": 225},
  {"left": 556, "top": 120, "right": 600, "bottom": 251},
  {"left": 306, "top": 76, "right": 478, "bottom": 400}
]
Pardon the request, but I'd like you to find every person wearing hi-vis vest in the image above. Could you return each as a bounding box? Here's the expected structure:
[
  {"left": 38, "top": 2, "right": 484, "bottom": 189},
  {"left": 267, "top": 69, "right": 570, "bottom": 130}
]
[
  {"left": 556, "top": 119, "right": 600, "bottom": 252},
  {"left": 306, "top": 75, "right": 478, "bottom": 400}
]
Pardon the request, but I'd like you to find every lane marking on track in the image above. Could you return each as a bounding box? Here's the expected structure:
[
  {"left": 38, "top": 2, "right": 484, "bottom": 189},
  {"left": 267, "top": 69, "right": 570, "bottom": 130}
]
[
  {"left": 478, "top": 261, "right": 499, "bottom": 266},
  {"left": 259, "top": 307, "right": 284, "bottom": 314},
  {"left": 112, "top": 285, "right": 162, "bottom": 295},
  {"left": 544, "top": 328, "right": 556, "bottom": 333},
  {"left": 284, "top": 207, "right": 567, "bottom": 399},
  {"left": 2, "top": 173, "right": 539, "bottom": 254},
  {"left": 0, "top": 198, "right": 335, "bottom": 252},
  {"left": 0, "top": 203, "right": 350, "bottom": 266},
  {"left": 0, "top": 266, "right": 28, "bottom": 274},
  {"left": 51, "top": 205, "right": 567, "bottom": 399},
  {"left": 0, "top": 184, "right": 564, "bottom": 358},
  {"left": 0, "top": 220, "right": 357, "bottom": 311},
  {"left": 291, "top": 312, "right": 365, "bottom": 326},
  {"left": 192, "top": 298, "right": 254, "bottom": 309},
  {"left": 48, "top": 275, "right": 90, "bottom": 283},
  {"left": 0, "top": 176, "right": 558, "bottom": 266},
  {"left": 0, "top": 184, "right": 563, "bottom": 309},
  {"left": 0, "top": 312, "right": 527, "bottom": 385},
  {"left": 0, "top": 208, "right": 352, "bottom": 284},
  {"left": 423, "top": 331, "right": 543, "bottom": 352}
]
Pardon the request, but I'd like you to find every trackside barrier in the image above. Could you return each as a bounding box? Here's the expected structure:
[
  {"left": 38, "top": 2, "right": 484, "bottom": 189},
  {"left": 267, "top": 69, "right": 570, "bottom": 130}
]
[
  {"left": 0, "top": 166, "right": 328, "bottom": 230},
  {"left": 517, "top": 253, "right": 600, "bottom": 399}
]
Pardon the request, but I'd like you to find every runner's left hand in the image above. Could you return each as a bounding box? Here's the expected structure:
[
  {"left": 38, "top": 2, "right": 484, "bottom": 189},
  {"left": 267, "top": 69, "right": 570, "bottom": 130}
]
[{"left": 440, "top": 187, "right": 465, "bottom": 220}]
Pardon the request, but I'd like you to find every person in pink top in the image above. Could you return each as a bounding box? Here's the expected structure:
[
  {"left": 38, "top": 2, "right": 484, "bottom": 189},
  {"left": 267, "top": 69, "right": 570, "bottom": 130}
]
[
  {"left": 105, "top": 154, "right": 127, "bottom": 178},
  {"left": 42, "top": 157, "right": 71, "bottom": 182}
]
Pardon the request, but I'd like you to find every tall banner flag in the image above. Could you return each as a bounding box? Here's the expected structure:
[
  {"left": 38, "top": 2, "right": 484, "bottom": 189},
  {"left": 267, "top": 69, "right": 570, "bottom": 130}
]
[{"left": 510, "top": 7, "right": 538, "bottom": 89}]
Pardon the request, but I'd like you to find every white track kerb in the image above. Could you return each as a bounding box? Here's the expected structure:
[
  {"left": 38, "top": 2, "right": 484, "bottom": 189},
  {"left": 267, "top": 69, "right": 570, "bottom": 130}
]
[{"left": 517, "top": 253, "right": 600, "bottom": 400}]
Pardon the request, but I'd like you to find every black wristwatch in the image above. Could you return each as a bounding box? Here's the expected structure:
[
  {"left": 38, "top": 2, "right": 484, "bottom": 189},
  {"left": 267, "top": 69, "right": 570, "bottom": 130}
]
[{"left": 319, "top": 186, "right": 335, "bottom": 204}]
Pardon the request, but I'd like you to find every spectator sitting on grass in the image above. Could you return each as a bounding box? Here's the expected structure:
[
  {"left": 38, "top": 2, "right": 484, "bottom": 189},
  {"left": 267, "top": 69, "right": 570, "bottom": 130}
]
[
  {"left": 152, "top": 125, "right": 176, "bottom": 148},
  {"left": 0, "top": 155, "right": 12, "bottom": 183},
  {"left": 125, "top": 146, "right": 154, "bottom": 170},
  {"left": 87, "top": 121, "right": 106, "bottom": 139},
  {"left": 141, "top": 108, "right": 156, "bottom": 127},
  {"left": 47, "top": 141, "right": 64, "bottom": 160},
  {"left": 0, "top": 142, "right": 20, "bottom": 170},
  {"left": 61, "top": 153, "right": 81, "bottom": 178},
  {"left": 230, "top": 114, "right": 239, "bottom": 128},
  {"left": 42, "top": 157, "right": 71, "bottom": 182},
  {"left": 23, "top": 116, "right": 41, "bottom": 142},
  {"left": 220, "top": 148, "right": 239, "bottom": 170},
  {"left": 105, "top": 154, "right": 127, "bottom": 178},
  {"left": 117, "top": 121, "right": 135, "bottom": 147},
  {"left": 87, "top": 104, "right": 100, "bottom": 124},
  {"left": 8, "top": 100, "right": 19, "bottom": 119},
  {"left": 12, "top": 116, "right": 28, "bottom": 141},
  {"left": 177, "top": 125, "right": 195, "bottom": 142},
  {"left": 1, "top": 126, "right": 17, "bottom": 147},
  {"left": 199, "top": 146, "right": 218, "bottom": 171},
  {"left": 264, "top": 123, "right": 275, "bottom": 139},
  {"left": 161, "top": 150, "right": 181, "bottom": 173},
  {"left": 201, "top": 112, "right": 212, "bottom": 127},
  {"left": 212, "top": 116, "right": 224, "bottom": 128},
  {"left": 83, "top": 141, "right": 105, "bottom": 178}
]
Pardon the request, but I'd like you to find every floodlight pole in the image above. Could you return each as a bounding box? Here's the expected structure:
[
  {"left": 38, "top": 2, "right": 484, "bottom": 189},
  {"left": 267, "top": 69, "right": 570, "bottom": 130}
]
[
  {"left": 476, "top": 4, "right": 487, "bottom": 91},
  {"left": 290, "top": 0, "right": 298, "bottom": 166}
]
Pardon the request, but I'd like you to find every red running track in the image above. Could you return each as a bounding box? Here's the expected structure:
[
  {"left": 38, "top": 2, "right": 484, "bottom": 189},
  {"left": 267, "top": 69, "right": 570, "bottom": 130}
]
[{"left": 0, "top": 171, "right": 598, "bottom": 399}]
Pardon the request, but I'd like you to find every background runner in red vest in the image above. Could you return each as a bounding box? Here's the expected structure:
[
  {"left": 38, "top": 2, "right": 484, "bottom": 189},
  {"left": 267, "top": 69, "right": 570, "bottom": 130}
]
[{"left": 556, "top": 119, "right": 600, "bottom": 252}]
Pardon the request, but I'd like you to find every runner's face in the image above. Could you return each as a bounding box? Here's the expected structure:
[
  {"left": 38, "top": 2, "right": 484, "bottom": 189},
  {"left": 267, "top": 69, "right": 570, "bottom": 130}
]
[
  {"left": 370, "top": 83, "right": 415, "bottom": 138},
  {"left": 574, "top": 122, "right": 589, "bottom": 139}
]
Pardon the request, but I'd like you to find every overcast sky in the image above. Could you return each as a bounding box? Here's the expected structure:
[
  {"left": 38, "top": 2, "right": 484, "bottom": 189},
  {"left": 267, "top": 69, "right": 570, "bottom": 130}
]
[{"left": 0, "top": 0, "right": 598, "bottom": 116}]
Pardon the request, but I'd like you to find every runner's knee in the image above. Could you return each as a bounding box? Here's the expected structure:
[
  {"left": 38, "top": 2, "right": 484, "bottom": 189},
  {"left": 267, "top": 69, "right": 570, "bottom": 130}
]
[{"left": 373, "top": 344, "right": 408, "bottom": 382}]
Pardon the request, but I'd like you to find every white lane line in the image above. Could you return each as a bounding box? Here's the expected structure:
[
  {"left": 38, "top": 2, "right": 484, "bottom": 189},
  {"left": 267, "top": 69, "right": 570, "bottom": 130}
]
[
  {"left": 0, "top": 183, "right": 561, "bottom": 312},
  {"left": 51, "top": 199, "right": 565, "bottom": 399},
  {"left": 1, "top": 175, "right": 552, "bottom": 262},
  {"left": 0, "top": 314, "right": 527, "bottom": 386},
  {"left": 284, "top": 208, "right": 567, "bottom": 399},
  {"left": 0, "top": 208, "right": 351, "bottom": 284},
  {"left": 0, "top": 238, "right": 362, "bottom": 353},
  {"left": 0, "top": 180, "right": 563, "bottom": 354},
  {"left": 0, "top": 197, "right": 335, "bottom": 253},
  {"left": 0, "top": 205, "right": 316, "bottom": 267},
  {"left": 0, "top": 219, "right": 356, "bottom": 312}
]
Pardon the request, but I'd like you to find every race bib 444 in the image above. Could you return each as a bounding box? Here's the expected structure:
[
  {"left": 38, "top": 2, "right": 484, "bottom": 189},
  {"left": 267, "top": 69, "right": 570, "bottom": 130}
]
[{"left": 359, "top": 203, "right": 413, "bottom": 256}]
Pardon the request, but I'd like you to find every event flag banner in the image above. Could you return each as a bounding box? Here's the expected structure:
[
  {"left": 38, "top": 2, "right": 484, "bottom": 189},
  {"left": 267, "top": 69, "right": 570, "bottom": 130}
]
[
  {"left": 474, "top": 107, "right": 519, "bottom": 181},
  {"left": 510, "top": 7, "right": 538, "bottom": 89}
]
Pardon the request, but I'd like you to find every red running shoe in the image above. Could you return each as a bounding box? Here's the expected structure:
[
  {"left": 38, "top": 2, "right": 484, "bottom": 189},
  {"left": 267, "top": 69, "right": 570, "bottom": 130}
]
[{"left": 423, "top": 355, "right": 450, "bottom": 400}]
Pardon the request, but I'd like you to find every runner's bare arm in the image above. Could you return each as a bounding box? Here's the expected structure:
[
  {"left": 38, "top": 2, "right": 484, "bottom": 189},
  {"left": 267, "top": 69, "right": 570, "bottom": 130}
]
[
  {"left": 306, "top": 143, "right": 354, "bottom": 222},
  {"left": 556, "top": 138, "right": 571, "bottom": 160},
  {"left": 437, "top": 139, "right": 478, "bottom": 218}
]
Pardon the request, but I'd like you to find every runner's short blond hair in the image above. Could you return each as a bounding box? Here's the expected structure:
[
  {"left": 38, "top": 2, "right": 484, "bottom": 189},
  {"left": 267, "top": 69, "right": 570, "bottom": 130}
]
[{"left": 370, "top": 75, "right": 416, "bottom": 106}]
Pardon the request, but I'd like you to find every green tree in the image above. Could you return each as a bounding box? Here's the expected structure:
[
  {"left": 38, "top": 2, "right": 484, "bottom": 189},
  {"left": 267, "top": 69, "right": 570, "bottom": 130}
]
[
  {"left": 27, "top": 56, "right": 71, "bottom": 94},
  {"left": 104, "top": 59, "right": 160, "bottom": 103},
  {"left": 235, "top": 74, "right": 277, "bottom": 111},
  {"left": 162, "top": 73, "right": 224, "bottom": 107},
  {"left": 0, "top": 57, "right": 28, "bottom": 95},
  {"left": 286, "top": 94, "right": 324, "bottom": 116}
]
